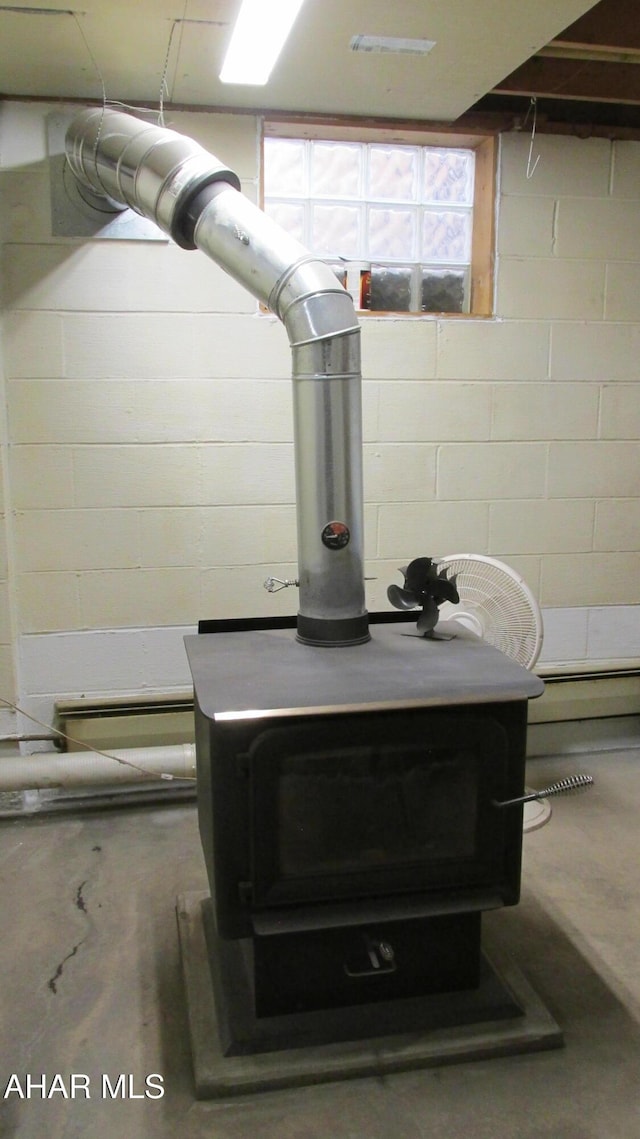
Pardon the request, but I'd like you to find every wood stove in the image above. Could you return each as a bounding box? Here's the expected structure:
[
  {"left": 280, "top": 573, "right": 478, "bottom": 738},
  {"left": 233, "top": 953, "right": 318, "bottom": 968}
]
[
  {"left": 64, "top": 109, "right": 555, "bottom": 1076},
  {"left": 185, "top": 612, "right": 543, "bottom": 1055}
]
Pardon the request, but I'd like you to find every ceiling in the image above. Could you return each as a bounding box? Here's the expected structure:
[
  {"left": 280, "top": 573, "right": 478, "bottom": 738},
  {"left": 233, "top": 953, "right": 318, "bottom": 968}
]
[
  {"left": 474, "top": 0, "right": 640, "bottom": 135},
  {"left": 1, "top": 0, "right": 639, "bottom": 135}
]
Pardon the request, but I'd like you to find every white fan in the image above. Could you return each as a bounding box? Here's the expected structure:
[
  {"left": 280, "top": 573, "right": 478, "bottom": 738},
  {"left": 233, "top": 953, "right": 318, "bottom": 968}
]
[
  {"left": 435, "top": 553, "right": 543, "bottom": 671},
  {"left": 436, "top": 554, "right": 546, "bottom": 832}
]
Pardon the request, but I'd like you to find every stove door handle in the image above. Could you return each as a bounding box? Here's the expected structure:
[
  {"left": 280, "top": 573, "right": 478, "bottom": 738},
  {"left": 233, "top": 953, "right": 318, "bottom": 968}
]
[{"left": 493, "top": 773, "right": 593, "bottom": 809}]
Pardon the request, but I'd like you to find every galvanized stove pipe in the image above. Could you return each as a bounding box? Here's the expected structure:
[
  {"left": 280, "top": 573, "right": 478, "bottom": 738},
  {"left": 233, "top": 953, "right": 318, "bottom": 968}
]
[{"left": 65, "top": 108, "right": 369, "bottom": 646}]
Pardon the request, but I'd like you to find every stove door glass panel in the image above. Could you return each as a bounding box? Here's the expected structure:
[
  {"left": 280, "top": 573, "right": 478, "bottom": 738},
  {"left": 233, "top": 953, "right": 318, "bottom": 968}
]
[{"left": 278, "top": 745, "right": 478, "bottom": 877}]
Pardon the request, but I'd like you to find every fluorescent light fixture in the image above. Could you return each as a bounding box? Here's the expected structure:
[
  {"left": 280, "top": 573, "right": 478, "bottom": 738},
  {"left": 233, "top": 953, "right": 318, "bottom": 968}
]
[{"left": 220, "top": 0, "right": 305, "bottom": 86}]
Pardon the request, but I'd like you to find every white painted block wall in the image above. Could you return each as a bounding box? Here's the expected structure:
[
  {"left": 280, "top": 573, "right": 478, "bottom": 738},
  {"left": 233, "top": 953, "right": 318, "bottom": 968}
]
[{"left": 1, "top": 101, "right": 640, "bottom": 733}]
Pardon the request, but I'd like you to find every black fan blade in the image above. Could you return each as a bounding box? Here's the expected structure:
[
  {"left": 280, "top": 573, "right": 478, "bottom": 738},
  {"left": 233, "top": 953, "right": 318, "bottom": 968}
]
[
  {"left": 432, "top": 577, "right": 460, "bottom": 605},
  {"left": 403, "top": 557, "right": 434, "bottom": 594},
  {"left": 387, "top": 584, "right": 419, "bottom": 611}
]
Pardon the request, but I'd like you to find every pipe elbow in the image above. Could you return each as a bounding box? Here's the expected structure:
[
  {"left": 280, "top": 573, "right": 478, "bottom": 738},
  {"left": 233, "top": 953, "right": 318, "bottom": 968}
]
[
  {"left": 65, "top": 108, "right": 241, "bottom": 249},
  {"left": 273, "top": 262, "right": 360, "bottom": 350}
]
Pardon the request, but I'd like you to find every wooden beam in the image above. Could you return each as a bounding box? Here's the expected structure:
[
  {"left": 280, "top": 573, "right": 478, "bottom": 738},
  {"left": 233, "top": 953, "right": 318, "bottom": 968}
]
[
  {"left": 494, "top": 57, "right": 640, "bottom": 105},
  {"left": 541, "top": 45, "right": 640, "bottom": 64},
  {"left": 553, "top": 0, "right": 640, "bottom": 53}
]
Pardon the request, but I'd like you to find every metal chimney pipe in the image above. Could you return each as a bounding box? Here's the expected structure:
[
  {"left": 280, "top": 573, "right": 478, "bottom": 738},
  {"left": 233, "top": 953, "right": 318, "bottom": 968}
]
[{"left": 65, "top": 108, "right": 369, "bottom": 646}]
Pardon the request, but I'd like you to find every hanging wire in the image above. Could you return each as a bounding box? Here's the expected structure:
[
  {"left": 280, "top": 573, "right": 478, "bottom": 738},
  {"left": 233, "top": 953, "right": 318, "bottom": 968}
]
[
  {"left": 68, "top": 8, "right": 109, "bottom": 181},
  {"left": 106, "top": 100, "right": 162, "bottom": 116},
  {"left": 69, "top": 9, "right": 106, "bottom": 106},
  {"left": 159, "top": 14, "right": 228, "bottom": 125},
  {"left": 524, "top": 96, "right": 541, "bottom": 179},
  {"left": 158, "top": 19, "right": 180, "bottom": 126},
  {"left": 70, "top": 13, "right": 163, "bottom": 123}
]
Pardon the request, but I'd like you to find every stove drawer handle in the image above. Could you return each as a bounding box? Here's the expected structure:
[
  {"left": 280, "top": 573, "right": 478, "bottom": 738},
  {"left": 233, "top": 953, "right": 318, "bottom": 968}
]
[{"left": 344, "top": 934, "right": 396, "bottom": 978}]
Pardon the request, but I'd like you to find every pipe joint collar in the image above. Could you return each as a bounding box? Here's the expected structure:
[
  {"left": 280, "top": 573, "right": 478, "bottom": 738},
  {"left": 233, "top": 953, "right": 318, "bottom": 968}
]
[{"left": 271, "top": 259, "right": 359, "bottom": 345}]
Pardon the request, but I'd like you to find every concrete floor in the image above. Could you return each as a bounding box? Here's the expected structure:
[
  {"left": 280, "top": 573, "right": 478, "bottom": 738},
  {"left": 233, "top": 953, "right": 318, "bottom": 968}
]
[{"left": 1, "top": 747, "right": 639, "bottom": 1139}]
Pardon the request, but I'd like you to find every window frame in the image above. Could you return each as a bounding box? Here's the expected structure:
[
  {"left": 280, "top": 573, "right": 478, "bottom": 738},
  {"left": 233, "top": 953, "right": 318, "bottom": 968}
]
[{"left": 261, "top": 116, "right": 497, "bottom": 318}]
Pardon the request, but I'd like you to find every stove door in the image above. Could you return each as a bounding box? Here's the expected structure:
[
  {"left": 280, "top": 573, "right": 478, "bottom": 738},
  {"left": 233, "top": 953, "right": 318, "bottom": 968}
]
[{"left": 249, "top": 708, "right": 515, "bottom": 911}]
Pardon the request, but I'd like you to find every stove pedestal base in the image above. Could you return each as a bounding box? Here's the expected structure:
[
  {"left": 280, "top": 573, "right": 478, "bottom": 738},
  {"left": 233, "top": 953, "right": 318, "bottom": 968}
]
[{"left": 177, "top": 893, "right": 563, "bottom": 1099}]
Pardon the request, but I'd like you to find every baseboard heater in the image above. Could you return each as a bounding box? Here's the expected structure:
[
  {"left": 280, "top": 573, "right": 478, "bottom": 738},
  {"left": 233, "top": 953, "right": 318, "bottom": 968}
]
[
  {"left": 54, "top": 692, "right": 195, "bottom": 751},
  {"left": 51, "top": 666, "right": 640, "bottom": 752}
]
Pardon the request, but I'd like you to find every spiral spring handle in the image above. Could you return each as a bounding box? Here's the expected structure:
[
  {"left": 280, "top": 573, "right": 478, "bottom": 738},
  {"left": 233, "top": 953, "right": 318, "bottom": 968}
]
[{"left": 494, "top": 773, "right": 594, "bottom": 809}]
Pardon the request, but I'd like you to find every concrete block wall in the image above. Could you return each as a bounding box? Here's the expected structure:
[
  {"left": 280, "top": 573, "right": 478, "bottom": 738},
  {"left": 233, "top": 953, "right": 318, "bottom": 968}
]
[{"left": 1, "top": 101, "right": 640, "bottom": 731}]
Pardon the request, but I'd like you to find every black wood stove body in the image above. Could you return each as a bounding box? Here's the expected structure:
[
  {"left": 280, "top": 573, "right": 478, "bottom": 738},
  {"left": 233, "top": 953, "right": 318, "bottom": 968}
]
[{"left": 185, "top": 614, "right": 544, "bottom": 1055}]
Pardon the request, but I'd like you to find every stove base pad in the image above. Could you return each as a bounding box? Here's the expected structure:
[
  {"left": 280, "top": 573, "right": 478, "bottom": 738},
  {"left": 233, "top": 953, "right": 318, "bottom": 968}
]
[{"left": 176, "top": 893, "right": 563, "bottom": 1098}]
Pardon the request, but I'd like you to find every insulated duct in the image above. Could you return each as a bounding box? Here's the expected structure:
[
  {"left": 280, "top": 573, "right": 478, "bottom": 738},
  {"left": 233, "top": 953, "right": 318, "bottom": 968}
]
[
  {"left": 65, "top": 108, "right": 369, "bottom": 647},
  {"left": 0, "top": 743, "right": 196, "bottom": 791}
]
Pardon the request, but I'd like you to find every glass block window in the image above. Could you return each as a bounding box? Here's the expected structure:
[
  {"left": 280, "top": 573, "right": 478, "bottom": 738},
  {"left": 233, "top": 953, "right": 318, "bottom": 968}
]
[{"left": 263, "top": 136, "right": 477, "bottom": 314}]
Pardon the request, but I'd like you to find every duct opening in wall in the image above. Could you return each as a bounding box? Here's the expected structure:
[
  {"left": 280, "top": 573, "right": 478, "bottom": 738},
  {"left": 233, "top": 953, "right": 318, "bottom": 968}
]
[{"left": 64, "top": 108, "right": 369, "bottom": 647}]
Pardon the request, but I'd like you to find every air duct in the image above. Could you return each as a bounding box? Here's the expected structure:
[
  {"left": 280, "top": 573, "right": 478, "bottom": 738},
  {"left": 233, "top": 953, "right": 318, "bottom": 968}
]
[
  {"left": 65, "top": 108, "right": 369, "bottom": 646},
  {"left": 0, "top": 743, "right": 196, "bottom": 791}
]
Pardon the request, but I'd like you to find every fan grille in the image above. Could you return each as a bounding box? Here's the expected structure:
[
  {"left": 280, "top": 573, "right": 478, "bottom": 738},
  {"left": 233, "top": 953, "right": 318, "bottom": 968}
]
[{"left": 437, "top": 555, "right": 543, "bottom": 669}]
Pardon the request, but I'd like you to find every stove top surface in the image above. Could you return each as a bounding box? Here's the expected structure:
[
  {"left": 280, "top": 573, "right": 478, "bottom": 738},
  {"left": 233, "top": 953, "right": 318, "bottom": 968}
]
[{"left": 185, "top": 619, "right": 544, "bottom": 722}]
